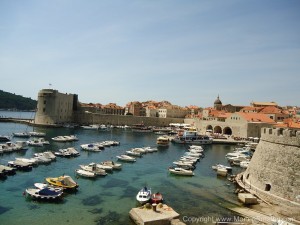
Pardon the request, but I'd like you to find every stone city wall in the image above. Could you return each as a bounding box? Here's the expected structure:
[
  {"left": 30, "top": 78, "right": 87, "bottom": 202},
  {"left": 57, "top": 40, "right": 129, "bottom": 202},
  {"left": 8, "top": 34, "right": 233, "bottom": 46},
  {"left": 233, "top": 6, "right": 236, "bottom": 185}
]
[
  {"left": 242, "top": 128, "right": 300, "bottom": 210},
  {"left": 74, "top": 112, "right": 184, "bottom": 127}
]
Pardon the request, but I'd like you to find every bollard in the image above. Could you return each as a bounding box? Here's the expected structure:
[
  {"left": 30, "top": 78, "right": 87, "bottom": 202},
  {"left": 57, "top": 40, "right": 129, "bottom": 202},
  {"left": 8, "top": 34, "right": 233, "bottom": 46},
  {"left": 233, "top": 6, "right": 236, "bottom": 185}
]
[{"left": 152, "top": 203, "right": 157, "bottom": 212}]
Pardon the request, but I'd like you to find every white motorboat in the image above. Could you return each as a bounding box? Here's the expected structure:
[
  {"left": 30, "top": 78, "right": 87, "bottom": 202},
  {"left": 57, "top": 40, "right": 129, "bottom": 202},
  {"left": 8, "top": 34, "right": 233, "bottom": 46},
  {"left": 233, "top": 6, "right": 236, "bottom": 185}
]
[
  {"left": 216, "top": 168, "right": 228, "bottom": 176},
  {"left": 126, "top": 149, "right": 142, "bottom": 157},
  {"left": 168, "top": 167, "right": 194, "bottom": 176},
  {"left": 15, "top": 157, "right": 38, "bottom": 166},
  {"left": 8, "top": 160, "right": 33, "bottom": 171},
  {"left": 66, "top": 147, "right": 80, "bottom": 156},
  {"left": 81, "top": 124, "right": 100, "bottom": 129},
  {"left": 15, "top": 141, "right": 29, "bottom": 150},
  {"left": 34, "top": 155, "right": 52, "bottom": 164},
  {"left": 189, "top": 145, "right": 204, "bottom": 150},
  {"left": 100, "top": 161, "right": 122, "bottom": 170},
  {"left": 143, "top": 147, "right": 158, "bottom": 153},
  {"left": 52, "top": 136, "right": 68, "bottom": 142},
  {"left": 227, "top": 155, "right": 250, "bottom": 163},
  {"left": 185, "top": 152, "right": 202, "bottom": 157},
  {"left": 54, "top": 149, "right": 71, "bottom": 157},
  {"left": 131, "top": 148, "right": 146, "bottom": 154},
  {"left": 116, "top": 155, "right": 136, "bottom": 162},
  {"left": 29, "top": 132, "right": 46, "bottom": 137},
  {"left": 240, "top": 160, "right": 250, "bottom": 168},
  {"left": 80, "top": 144, "right": 102, "bottom": 152},
  {"left": 13, "top": 132, "right": 30, "bottom": 138},
  {"left": 34, "top": 152, "right": 56, "bottom": 161},
  {"left": 136, "top": 187, "right": 151, "bottom": 204},
  {"left": 52, "top": 135, "right": 78, "bottom": 142},
  {"left": 79, "top": 163, "right": 107, "bottom": 176},
  {"left": 75, "top": 169, "right": 97, "bottom": 178},
  {"left": 173, "top": 161, "right": 195, "bottom": 170},
  {"left": 211, "top": 164, "right": 232, "bottom": 171},
  {"left": 27, "top": 140, "right": 43, "bottom": 147}
]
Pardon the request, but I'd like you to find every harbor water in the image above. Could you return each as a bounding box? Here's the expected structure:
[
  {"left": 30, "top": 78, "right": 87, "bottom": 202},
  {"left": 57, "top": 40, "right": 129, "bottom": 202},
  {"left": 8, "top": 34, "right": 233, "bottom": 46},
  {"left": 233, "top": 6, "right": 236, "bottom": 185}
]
[{"left": 0, "top": 112, "right": 245, "bottom": 225}]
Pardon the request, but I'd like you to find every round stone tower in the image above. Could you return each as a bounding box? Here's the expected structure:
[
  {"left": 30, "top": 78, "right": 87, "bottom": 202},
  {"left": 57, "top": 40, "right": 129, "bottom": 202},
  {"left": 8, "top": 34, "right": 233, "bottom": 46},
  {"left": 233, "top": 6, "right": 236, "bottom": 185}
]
[
  {"left": 34, "top": 89, "right": 77, "bottom": 125},
  {"left": 241, "top": 128, "right": 300, "bottom": 218}
]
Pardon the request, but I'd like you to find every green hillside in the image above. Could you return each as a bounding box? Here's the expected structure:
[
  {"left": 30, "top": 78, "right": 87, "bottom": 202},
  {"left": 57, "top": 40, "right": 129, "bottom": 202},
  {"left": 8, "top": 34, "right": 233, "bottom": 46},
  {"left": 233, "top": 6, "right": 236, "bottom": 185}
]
[{"left": 0, "top": 90, "right": 37, "bottom": 110}]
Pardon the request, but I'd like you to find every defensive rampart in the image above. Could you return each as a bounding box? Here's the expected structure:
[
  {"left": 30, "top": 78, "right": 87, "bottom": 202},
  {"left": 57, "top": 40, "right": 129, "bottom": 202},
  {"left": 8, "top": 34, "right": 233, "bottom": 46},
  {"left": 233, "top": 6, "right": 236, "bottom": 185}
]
[
  {"left": 74, "top": 111, "right": 184, "bottom": 127},
  {"left": 241, "top": 128, "right": 300, "bottom": 217}
]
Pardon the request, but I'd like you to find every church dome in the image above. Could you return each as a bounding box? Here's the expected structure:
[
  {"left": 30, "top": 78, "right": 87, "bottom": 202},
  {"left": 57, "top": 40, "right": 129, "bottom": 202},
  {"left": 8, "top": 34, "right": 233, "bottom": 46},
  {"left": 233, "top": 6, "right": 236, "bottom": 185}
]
[{"left": 214, "top": 96, "right": 222, "bottom": 105}]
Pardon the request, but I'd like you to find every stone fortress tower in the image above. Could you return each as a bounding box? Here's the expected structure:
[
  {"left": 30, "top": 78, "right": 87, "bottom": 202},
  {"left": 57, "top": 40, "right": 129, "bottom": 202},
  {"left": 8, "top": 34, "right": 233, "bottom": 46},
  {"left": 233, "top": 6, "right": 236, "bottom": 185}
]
[
  {"left": 34, "top": 89, "right": 78, "bottom": 125},
  {"left": 241, "top": 127, "right": 300, "bottom": 218}
]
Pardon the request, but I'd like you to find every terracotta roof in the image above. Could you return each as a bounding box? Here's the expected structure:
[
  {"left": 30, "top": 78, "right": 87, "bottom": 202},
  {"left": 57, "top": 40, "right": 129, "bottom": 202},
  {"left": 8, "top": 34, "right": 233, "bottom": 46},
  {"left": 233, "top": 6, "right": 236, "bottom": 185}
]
[
  {"left": 259, "top": 106, "right": 286, "bottom": 114},
  {"left": 237, "top": 112, "right": 275, "bottom": 123},
  {"left": 275, "top": 118, "right": 300, "bottom": 129},
  {"left": 240, "top": 106, "right": 263, "bottom": 112}
]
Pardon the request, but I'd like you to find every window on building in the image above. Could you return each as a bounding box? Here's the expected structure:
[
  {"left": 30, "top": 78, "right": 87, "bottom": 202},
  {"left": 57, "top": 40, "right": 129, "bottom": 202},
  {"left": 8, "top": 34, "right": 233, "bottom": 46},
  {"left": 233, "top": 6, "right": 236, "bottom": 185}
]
[
  {"left": 265, "top": 184, "right": 271, "bottom": 191},
  {"left": 43, "top": 108, "right": 45, "bottom": 112},
  {"left": 44, "top": 100, "right": 46, "bottom": 104}
]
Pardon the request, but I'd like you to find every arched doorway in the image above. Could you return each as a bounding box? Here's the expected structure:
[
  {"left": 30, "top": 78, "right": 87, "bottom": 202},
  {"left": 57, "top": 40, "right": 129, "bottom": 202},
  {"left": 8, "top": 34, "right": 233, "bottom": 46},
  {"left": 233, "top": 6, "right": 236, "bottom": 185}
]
[
  {"left": 206, "top": 125, "right": 213, "bottom": 132},
  {"left": 223, "top": 127, "right": 232, "bottom": 135},
  {"left": 213, "top": 126, "right": 222, "bottom": 134}
]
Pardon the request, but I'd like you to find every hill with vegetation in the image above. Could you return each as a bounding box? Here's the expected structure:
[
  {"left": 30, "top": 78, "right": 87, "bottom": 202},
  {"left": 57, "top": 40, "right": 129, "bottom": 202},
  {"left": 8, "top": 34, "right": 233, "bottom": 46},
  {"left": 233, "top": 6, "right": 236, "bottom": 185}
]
[{"left": 0, "top": 90, "right": 37, "bottom": 110}]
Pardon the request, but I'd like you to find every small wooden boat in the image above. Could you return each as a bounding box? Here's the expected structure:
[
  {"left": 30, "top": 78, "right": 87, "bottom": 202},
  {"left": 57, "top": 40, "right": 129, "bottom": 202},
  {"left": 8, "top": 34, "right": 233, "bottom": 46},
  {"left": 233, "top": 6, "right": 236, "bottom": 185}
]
[
  {"left": 45, "top": 175, "right": 78, "bottom": 190},
  {"left": 136, "top": 187, "right": 151, "bottom": 204},
  {"left": 151, "top": 192, "right": 163, "bottom": 204}
]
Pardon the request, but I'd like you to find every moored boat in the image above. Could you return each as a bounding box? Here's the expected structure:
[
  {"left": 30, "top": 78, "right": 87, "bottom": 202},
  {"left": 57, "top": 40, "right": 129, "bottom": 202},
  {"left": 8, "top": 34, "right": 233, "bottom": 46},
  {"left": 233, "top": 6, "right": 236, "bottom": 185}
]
[
  {"left": 156, "top": 136, "right": 170, "bottom": 147},
  {"left": 172, "top": 130, "right": 213, "bottom": 145},
  {"left": 168, "top": 167, "right": 194, "bottom": 176},
  {"left": 151, "top": 192, "right": 163, "bottom": 204},
  {"left": 75, "top": 169, "right": 97, "bottom": 178},
  {"left": 99, "top": 161, "right": 122, "bottom": 170},
  {"left": 45, "top": 175, "right": 78, "bottom": 190},
  {"left": 136, "top": 187, "right": 151, "bottom": 204},
  {"left": 116, "top": 155, "right": 136, "bottom": 162},
  {"left": 13, "top": 132, "right": 30, "bottom": 138},
  {"left": 25, "top": 187, "right": 63, "bottom": 201},
  {"left": 79, "top": 163, "right": 108, "bottom": 175}
]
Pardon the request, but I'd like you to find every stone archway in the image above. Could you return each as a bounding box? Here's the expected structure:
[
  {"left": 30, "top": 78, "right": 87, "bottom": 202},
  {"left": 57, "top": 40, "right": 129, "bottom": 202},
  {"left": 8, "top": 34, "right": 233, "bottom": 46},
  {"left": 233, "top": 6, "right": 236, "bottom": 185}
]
[
  {"left": 206, "top": 125, "right": 213, "bottom": 132},
  {"left": 213, "top": 126, "right": 222, "bottom": 134},
  {"left": 223, "top": 127, "right": 232, "bottom": 135}
]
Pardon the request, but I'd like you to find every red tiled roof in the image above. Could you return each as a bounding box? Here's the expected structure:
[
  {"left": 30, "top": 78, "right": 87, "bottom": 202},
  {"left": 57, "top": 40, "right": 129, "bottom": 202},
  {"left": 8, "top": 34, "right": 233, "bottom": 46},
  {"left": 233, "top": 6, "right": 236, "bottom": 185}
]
[
  {"left": 237, "top": 112, "right": 275, "bottom": 123},
  {"left": 259, "top": 106, "right": 285, "bottom": 114}
]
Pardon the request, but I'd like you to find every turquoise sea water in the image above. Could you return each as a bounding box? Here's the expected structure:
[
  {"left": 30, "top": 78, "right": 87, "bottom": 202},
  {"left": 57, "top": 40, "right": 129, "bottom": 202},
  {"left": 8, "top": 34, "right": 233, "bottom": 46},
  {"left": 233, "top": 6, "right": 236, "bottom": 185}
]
[{"left": 0, "top": 117, "right": 245, "bottom": 225}]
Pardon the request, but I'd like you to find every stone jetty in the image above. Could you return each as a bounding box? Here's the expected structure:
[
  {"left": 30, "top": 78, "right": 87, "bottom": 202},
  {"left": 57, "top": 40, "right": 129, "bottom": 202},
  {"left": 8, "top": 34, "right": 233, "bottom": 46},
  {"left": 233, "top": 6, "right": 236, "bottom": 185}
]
[{"left": 129, "top": 203, "right": 186, "bottom": 225}]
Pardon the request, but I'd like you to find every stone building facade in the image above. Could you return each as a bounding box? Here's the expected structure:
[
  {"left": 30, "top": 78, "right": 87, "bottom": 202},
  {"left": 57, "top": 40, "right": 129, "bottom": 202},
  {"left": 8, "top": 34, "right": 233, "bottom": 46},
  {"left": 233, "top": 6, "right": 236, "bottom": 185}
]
[{"left": 241, "top": 128, "right": 300, "bottom": 218}]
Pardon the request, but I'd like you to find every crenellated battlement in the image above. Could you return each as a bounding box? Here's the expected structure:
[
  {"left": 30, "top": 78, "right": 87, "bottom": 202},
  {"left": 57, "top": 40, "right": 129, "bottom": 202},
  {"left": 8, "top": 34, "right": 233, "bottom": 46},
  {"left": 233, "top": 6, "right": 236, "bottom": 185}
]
[{"left": 260, "top": 127, "right": 300, "bottom": 147}]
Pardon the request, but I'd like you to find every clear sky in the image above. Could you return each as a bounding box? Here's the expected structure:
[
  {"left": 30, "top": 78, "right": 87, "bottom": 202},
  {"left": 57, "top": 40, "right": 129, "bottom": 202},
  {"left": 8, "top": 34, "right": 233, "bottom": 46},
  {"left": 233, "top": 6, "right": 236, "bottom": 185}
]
[{"left": 1, "top": 0, "right": 299, "bottom": 108}]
